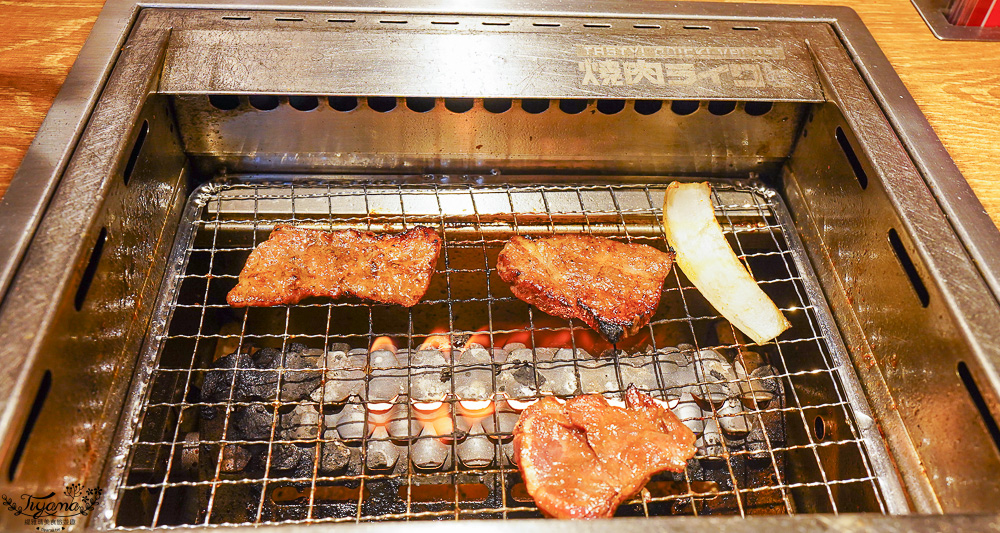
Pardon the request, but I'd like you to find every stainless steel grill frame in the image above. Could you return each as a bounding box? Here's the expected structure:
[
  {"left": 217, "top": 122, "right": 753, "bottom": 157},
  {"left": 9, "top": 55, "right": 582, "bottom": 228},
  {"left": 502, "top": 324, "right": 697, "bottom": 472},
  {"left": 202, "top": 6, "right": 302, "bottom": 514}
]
[
  {"left": 2, "top": 1, "right": 1000, "bottom": 531},
  {"left": 97, "top": 180, "right": 901, "bottom": 528}
]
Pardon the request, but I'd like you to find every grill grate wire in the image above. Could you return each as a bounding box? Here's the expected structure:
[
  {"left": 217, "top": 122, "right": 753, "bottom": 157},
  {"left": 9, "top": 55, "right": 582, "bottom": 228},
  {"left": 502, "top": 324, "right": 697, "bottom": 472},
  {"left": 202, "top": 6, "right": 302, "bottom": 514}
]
[{"left": 105, "top": 181, "right": 889, "bottom": 529}]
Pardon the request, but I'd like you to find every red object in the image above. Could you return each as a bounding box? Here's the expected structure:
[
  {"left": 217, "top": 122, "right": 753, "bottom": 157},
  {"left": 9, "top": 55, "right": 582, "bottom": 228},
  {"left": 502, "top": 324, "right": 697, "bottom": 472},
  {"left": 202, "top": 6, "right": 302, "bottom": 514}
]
[
  {"left": 948, "top": 0, "right": 1000, "bottom": 26},
  {"left": 984, "top": 0, "right": 1000, "bottom": 26}
]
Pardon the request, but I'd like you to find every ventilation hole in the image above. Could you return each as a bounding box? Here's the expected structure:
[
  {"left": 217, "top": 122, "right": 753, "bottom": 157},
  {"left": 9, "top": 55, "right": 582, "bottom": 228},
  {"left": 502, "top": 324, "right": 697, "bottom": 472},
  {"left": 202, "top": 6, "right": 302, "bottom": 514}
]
[
  {"left": 222, "top": 15, "right": 250, "bottom": 21},
  {"left": 328, "top": 96, "right": 358, "bottom": 111},
  {"left": 275, "top": 17, "right": 303, "bottom": 22},
  {"left": 744, "top": 101, "right": 773, "bottom": 116},
  {"left": 431, "top": 21, "right": 459, "bottom": 25},
  {"left": 634, "top": 23, "right": 661, "bottom": 29},
  {"left": 670, "top": 100, "right": 699, "bottom": 115},
  {"left": 289, "top": 95, "right": 319, "bottom": 111},
  {"left": 559, "top": 99, "right": 588, "bottom": 114},
  {"left": 521, "top": 99, "right": 549, "bottom": 114},
  {"left": 533, "top": 22, "right": 561, "bottom": 27},
  {"left": 7, "top": 370, "right": 51, "bottom": 481},
  {"left": 958, "top": 361, "right": 1000, "bottom": 457},
  {"left": 75, "top": 227, "right": 107, "bottom": 311},
  {"left": 208, "top": 94, "right": 240, "bottom": 110},
  {"left": 406, "top": 97, "right": 436, "bottom": 113},
  {"left": 482, "top": 21, "right": 511, "bottom": 26},
  {"left": 122, "top": 120, "right": 148, "bottom": 186},
  {"left": 888, "top": 228, "right": 930, "bottom": 307},
  {"left": 583, "top": 23, "right": 612, "bottom": 28},
  {"left": 249, "top": 95, "right": 279, "bottom": 111},
  {"left": 484, "top": 98, "right": 512, "bottom": 113},
  {"left": 836, "top": 126, "right": 869, "bottom": 190},
  {"left": 813, "top": 416, "right": 827, "bottom": 441},
  {"left": 596, "top": 99, "right": 625, "bottom": 114},
  {"left": 733, "top": 26, "right": 759, "bottom": 31},
  {"left": 708, "top": 101, "right": 737, "bottom": 116},
  {"left": 380, "top": 20, "right": 407, "bottom": 24},
  {"left": 368, "top": 96, "right": 397, "bottom": 112},
  {"left": 684, "top": 25, "right": 711, "bottom": 30},
  {"left": 407, "top": 483, "right": 490, "bottom": 503},
  {"left": 445, "top": 98, "right": 474, "bottom": 113},
  {"left": 328, "top": 18, "right": 355, "bottom": 23},
  {"left": 635, "top": 100, "right": 663, "bottom": 115}
]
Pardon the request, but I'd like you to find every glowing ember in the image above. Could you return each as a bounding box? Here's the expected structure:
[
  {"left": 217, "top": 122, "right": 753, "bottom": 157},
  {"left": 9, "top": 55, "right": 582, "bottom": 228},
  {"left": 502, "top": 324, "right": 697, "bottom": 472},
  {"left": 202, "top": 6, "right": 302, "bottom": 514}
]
[
  {"left": 458, "top": 400, "right": 493, "bottom": 412},
  {"left": 506, "top": 398, "right": 539, "bottom": 411},
  {"left": 370, "top": 336, "right": 397, "bottom": 354},
  {"left": 419, "top": 329, "right": 452, "bottom": 352},
  {"left": 366, "top": 394, "right": 398, "bottom": 414},
  {"left": 412, "top": 401, "right": 444, "bottom": 412}
]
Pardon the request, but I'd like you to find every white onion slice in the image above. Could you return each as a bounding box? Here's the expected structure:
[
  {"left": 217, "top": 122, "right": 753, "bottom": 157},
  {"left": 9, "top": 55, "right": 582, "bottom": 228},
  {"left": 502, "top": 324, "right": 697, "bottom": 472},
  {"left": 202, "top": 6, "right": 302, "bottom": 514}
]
[{"left": 662, "top": 182, "right": 790, "bottom": 344}]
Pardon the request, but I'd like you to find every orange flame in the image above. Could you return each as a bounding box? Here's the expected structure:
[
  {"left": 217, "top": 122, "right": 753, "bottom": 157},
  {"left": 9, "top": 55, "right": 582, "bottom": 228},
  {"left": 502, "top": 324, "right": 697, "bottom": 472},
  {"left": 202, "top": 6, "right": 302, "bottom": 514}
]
[
  {"left": 419, "top": 327, "right": 452, "bottom": 352},
  {"left": 413, "top": 402, "right": 453, "bottom": 437},
  {"left": 370, "top": 336, "right": 397, "bottom": 354},
  {"left": 457, "top": 400, "right": 495, "bottom": 426}
]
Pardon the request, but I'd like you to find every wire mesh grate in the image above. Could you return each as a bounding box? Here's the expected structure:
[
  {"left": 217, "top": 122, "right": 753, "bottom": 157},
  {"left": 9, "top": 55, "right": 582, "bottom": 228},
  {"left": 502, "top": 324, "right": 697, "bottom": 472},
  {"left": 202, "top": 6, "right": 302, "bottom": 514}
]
[{"left": 103, "top": 179, "right": 893, "bottom": 529}]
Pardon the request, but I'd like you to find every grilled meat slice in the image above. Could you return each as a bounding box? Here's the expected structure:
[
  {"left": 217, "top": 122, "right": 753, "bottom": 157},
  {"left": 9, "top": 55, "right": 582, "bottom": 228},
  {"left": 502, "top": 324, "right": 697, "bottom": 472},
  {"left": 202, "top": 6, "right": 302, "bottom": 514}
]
[
  {"left": 227, "top": 225, "right": 441, "bottom": 307},
  {"left": 512, "top": 389, "right": 696, "bottom": 519},
  {"left": 496, "top": 235, "right": 674, "bottom": 343}
]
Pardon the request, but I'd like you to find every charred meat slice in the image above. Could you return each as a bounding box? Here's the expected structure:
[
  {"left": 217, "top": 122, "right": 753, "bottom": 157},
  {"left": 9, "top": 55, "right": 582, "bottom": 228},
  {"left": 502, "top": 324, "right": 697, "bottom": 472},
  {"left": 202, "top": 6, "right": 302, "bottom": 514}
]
[
  {"left": 496, "top": 235, "right": 674, "bottom": 343},
  {"left": 227, "top": 225, "right": 441, "bottom": 307},
  {"left": 512, "top": 389, "right": 696, "bottom": 519}
]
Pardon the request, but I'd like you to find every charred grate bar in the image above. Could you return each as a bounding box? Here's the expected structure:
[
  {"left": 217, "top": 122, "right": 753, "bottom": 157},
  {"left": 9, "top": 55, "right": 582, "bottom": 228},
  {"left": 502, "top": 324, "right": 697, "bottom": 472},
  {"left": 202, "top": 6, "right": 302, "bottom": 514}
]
[{"left": 100, "top": 180, "right": 895, "bottom": 529}]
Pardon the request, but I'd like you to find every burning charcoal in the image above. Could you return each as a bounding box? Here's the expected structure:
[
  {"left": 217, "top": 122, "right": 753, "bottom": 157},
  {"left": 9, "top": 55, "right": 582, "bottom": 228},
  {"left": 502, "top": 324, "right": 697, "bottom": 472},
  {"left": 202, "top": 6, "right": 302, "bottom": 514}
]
[
  {"left": 746, "top": 365, "right": 781, "bottom": 408},
  {"left": 480, "top": 400, "right": 519, "bottom": 441},
  {"left": 310, "top": 348, "right": 365, "bottom": 404},
  {"left": 409, "top": 350, "right": 450, "bottom": 403},
  {"left": 270, "top": 443, "right": 304, "bottom": 471},
  {"left": 231, "top": 403, "right": 275, "bottom": 442},
  {"left": 320, "top": 438, "right": 352, "bottom": 474},
  {"left": 578, "top": 357, "right": 619, "bottom": 396},
  {"left": 283, "top": 403, "right": 322, "bottom": 441},
  {"left": 220, "top": 444, "right": 252, "bottom": 474},
  {"left": 411, "top": 434, "right": 450, "bottom": 471},
  {"left": 366, "top": 427, "right": 400, "bottom": 470},
  {"left": 335, "top": 402, "right": 367, "bottom": 440},
  {"left": 367, "top": 349, "right": 405, "bottom": 403},
  {"left": 200, "top": 351, "right": 253, "bottom": 419},
  {"left": 387, "top": 403, "right": 420, "bottom": 440},
  {"left": 537, "top": 348, "right": 580, "bottom": 396},
  {"left": 496, "top": 348, "right": 539, "bottom": 400},
  {"left": 252, "top": 344, "right": 323, "bottom": 402},
  {"left": 455, "top": 347, "right": 493, "bottom": 401},
  {"left": 180, "top": 432, "right": 200, "bottom": 476},
  {"left": 458, "top": 422, "right": 494, "bottom": 468},
  {"left": 699, "top": 417, "right": 725, "bottom": 459},
  {"left": 533, "top": 347, "right": 559, "bottom": 361},
  {"left": 657, "top": 348, "right": 705, "bottom": 439},
  {"left": 745, "top": 424, "right": 770, "bottom": 461},
  {"left": 618, "top": 353, "right": 659, "bottom": 392},
  {"left": 657, "top": 346, "right": 692, "bottom": 393},
  {"left": 203, "top": 344, "right": 322, "bottom": 406},
  {"left": 690, "top": 348, "right": 739, "bottom": 409},
  {"left": 673, "top": 391, "right": 706, "bottom": 439},
  {"left": 504, "top": 342, "right": 527, "bottom": 353},
  {"left": 500, "top": 441, "right": 516, "bottom": 465},
  {"left": 717, "top": 398, "right": 750, "bottom": 438}
]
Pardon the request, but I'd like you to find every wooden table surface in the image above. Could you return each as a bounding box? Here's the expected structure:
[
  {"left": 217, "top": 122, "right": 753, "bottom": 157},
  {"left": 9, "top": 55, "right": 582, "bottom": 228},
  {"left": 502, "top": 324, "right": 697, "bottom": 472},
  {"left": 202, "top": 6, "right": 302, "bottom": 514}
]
[{"left": 1, "top": 0, "right": 998, "bottom": 229}]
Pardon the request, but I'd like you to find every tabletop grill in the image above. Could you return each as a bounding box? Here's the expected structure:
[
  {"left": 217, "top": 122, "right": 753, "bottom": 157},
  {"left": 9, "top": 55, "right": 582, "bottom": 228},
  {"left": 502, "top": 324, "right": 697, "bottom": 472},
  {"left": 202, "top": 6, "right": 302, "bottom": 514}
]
[
  {"left": 2, "top": 2, "right": 1000, "bottom": 531},
  {"left": 106, "top": 180, "right": 890, "bottom": 528}
]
